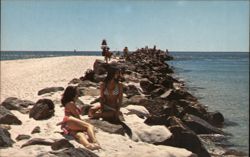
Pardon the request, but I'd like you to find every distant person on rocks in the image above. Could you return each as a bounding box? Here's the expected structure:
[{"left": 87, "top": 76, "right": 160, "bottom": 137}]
[
  {"left": 153, "top": 45, "right": 156, "bottom": 52},
  {"left": 101, "top": 39, "right": 108, "bottom": 60},
  {"left": 166, "top": 49, "right": 169, "bottom": 54},
  {"left": 57, "top": 86, "right": 101, "bottom": 150},
  {"left": 123, "top": 46, "right": 129, "bottom": 59},
  {"left": 88, "top": 66, "right": 123, "bottom": 123},
  {"left": 105, "top": 47, "right": 113, "bottom": 63}
]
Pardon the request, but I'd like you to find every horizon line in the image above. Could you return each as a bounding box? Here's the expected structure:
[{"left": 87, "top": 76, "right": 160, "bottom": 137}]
[{"left": 1, "top": 50, "right": 249, "bottom": 53}]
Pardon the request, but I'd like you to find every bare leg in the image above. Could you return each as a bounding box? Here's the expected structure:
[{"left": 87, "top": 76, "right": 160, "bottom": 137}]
[
  {"left": 75, "top": 132, "right": 100, "bottom": 150},
  {"left": 88, "top": 104, "right": 101, "bottom": 118},
  {"left": 67, "top": 116, "right": 98, "bottom": 143}
]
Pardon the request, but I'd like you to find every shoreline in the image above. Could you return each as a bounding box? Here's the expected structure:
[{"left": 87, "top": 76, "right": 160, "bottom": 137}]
[{"left": 0, "top": 51, "right": 248, "bottom": 157}]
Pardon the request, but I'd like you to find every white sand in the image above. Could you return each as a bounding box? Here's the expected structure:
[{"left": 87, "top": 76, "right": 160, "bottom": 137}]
[
  {"left": 0, "top": 56, "right": 103, "bottom": 102},
  {"left": 0, "top": 56, "right": 194, "bottom": 157}
]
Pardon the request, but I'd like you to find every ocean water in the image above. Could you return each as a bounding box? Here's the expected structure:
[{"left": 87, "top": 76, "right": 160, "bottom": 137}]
[
  {"left": 168, "top": 52, "right": 249, "bottom": 153},
  {"left": 0, "top": 51, "right": 102, "bottom": 61}
]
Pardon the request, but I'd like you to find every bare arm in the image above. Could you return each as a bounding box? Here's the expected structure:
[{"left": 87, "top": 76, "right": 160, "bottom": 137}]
[
  {"left": 100, "top": 82, "right": 105, "bottom": 109},
  {"left": 117, "top": 83, "right": 123, "bottom": 111}
]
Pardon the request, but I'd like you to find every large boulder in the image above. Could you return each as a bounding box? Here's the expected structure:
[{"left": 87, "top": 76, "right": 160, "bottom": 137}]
[
  {"left": 0, "top": 127, "right": 15, "bottom": 147},
  {"left": 123, "top": 95, "right": 148, "bottom": 106},
  {"left": 1, "top": 97, "right": 35, "bottom": 114},
  {"left": 0, "top": 106, "right": 22, "bottom": 125},
  {"left": 51, "top": 139, "right": 74, "bottom": 150},
  {"left": 167, "top": 89, "right": 197, "bottom": 102},
  {"left": 29, "top": 99, "right": 55, "bottom": 120},
  {"left": 38, "top": 87, "right": 64, "bottom": 96},
  {"left": 93, "top": 59, "right": 107, "bottom": 75},
  {"left": 140, "top": 78, "right": 155, "bottom": 93},
  {"left": 205, "top": 111, "right": 224, "bottom": 127},
  {"left": 82, "top": 69, "right": 96, "bottom": 82},
  {"left": 182, "top": 114, "right": 224, "bottom": 135},
  {"left": 124, "top": 105, "right": 150, "bottom": 118},
  {"left": 179, "top": 104, "right": 207, "bottom": 119},
  {"left": 123, "top": 84, "right": 141, "bottom": 98},
  {"left": 144, "top": 115, "right": 169, "bottom": 126},
  {"left": 158, "top": 125, "right": 210, "bottom": 157},
  {"left": 125, "top": 114, "right": 172, "bottom": 143},
  {"left": 85, "top": 119, "right": 125, "bottom": 135}
]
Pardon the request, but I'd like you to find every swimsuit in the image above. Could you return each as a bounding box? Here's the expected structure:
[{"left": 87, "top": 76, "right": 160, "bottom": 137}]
[
  {"left": 103, "top": 84, "right": 119, "bottom": 96},
  {"left": 61, "top": 105, "right": 81, "bottom": 135},
  {"left": 102, "top": 84, "right": 119, "bottom": 112}
]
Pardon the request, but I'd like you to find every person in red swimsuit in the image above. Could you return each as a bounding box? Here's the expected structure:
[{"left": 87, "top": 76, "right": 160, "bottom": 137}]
[{"left": 58, "top": 86, "right": 100, "bottom": 150}]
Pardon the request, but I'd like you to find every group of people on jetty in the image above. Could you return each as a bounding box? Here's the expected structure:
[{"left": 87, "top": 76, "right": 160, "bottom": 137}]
[{"left": 57, "top": 40, "right": 132, "bottom": 150}]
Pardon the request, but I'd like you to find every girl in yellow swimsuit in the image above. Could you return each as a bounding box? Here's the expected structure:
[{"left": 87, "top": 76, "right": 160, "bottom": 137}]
[{"left": 58, "top": 86, "right": 100, "bottom": 150}]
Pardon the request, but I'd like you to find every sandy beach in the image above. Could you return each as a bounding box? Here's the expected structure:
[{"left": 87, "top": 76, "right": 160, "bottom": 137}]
[
  {"left": 1, "top": 56, "right": 103, "bottom": 102},
  {"left": 0, "top": 56, "right": 194, "bottom": 157}
]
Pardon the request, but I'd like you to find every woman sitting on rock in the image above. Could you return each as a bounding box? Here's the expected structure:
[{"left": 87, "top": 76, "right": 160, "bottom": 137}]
[
  {"left": 88, "top": 66, "right": 123, "bottom": 122},
  {"left": 57, "top": 86, "right": 100, "bottom": 150}
]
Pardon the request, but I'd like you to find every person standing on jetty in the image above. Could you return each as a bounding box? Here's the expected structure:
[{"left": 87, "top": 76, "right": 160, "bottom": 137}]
[
  {"left": 101, "top": 39, "right": 111, "bottom": 63},
  {"left": 57, "top": 86, "right": 101, "bottom": 150},
  {"left": 123, "top": 46, "right": 129, "bottom": 60},
  {"left": 88, "top": 66, "right": 123, "bottom": 123}
]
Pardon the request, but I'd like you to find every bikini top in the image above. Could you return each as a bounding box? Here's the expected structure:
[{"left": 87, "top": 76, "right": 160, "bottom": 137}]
[
  {"left": 104, "top": 83, "right": 119, "bottom": 96},
  {"left": 64, "top": 102, "right": 80, "bottom": 117}
]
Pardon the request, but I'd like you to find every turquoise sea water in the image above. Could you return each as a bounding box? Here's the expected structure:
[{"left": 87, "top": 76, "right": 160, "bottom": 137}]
[{"left": 169, "top": 52, "right": 249, "bottom": 153}]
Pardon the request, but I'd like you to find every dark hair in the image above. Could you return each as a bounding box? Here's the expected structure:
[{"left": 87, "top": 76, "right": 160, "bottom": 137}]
[
  {"left": 61, "top": 86, "right": 77, "bottom": 106},
  {"left": 104, "top": 66, "right": 119, "bottom": 87},
  {"left": 101, "top": 39, "right": 107, "bottom": 45}
]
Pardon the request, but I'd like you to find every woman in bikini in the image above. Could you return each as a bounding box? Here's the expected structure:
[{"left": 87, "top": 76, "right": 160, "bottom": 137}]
[
  {"left": 58, "top": 86, "right": 100, "bottom": 150},
  {"left": 88, "top": 66, "right": 123, "bottom": 122}
]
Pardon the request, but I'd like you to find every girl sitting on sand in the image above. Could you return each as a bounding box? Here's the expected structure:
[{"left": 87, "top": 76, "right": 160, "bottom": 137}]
[
  {"left": 88, "top": 66, "right": 123, "bottom": 122},
  {"left": 57, "top": 86, "right": 100, "bottom": 150}
]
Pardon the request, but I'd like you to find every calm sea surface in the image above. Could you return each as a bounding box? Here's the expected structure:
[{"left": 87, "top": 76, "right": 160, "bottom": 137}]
[
  {"left": 1, "top": 51, "right": 249, "bottom": 153},
  {"left": 169, "top": 52, "right": 249, "bottom": 153},
  {"left": 0, "top": 51, "right": 101, "bottom": 60}
]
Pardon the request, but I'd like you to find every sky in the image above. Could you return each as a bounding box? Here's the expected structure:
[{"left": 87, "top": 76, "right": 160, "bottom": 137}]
[{"left": 1, "top": 0, "right": 249, "bottom": 52}]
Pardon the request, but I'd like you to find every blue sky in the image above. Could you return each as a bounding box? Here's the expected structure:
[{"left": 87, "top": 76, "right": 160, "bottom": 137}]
[{"left": 1, "top": 0, "right": 249, "bottom": 52}]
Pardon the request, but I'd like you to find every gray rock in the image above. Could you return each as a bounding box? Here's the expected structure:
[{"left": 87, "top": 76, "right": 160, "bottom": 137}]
[
  {"left": 31, "top": 126, "right": 41, "bottom": 134},
  {"left": 0, "top": 127, "right": 15, "bottom": 147},
  {"left": 157, "top": 125, "right": 210, "bottom": 157},
  {"left": 139, "top": 78, "right": 155, "bottom": 93},
  {"left": 21, "top": 138, "right": 53, "bottom": 148},
  {"left": 160, "top": 89, "right": 173, "bottom": 99},
  {"left": 0, "top": 106, "right": 22, "bottom": 125},
  {"left": 51, "top": 139, "right": 74, "bottom": 150},
  {"left": 123, "top": 84, "right": 141, "bottom": 98},
  {"left": 77, "top": 80, "right": 98, "bottom": 88},
  {"left": 29, "top": 99, "right": 55, "bottom": 120},
  {"left": 16, "top": 134, "right": 31, "bottom": 141},
  {"left": 1, "top": 97, "right": 35, "bottom": 114},
  {"left": 38, "top": 148, "right": 99, "bottom": 157},
  {"left": 85, "top": 119, "right": 125, "bottom": 135},
  {"left": 93, "top": 59, "right": 107, "bottom": 75},
  {"left": 182, "top": 114, "right": 224, "bottom": 135},
  {"left": 38, "top": 87, "right": 64, "bottom": 96}
]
